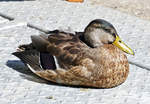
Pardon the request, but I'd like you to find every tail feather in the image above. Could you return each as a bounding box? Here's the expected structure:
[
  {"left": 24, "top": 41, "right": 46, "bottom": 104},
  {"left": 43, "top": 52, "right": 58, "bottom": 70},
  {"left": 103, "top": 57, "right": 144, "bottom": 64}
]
[
  {"left": 12, "top": 50, "right": 42, "bottom": 71},
  {"left": 12, "top": 50, "right": 56, "bottom": 72}
]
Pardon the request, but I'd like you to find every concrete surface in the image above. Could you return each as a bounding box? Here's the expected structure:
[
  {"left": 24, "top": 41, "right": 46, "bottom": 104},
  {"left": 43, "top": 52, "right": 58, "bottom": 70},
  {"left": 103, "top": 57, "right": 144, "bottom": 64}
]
[
  {"left": 91, "top": 0, "right": 150, "bottom": 21},
  {"left": 0, "top": 0, "right": 150, "bottom": 104},
  {"left": 0, "top": 16, "right": 8, "bottom": 23}
]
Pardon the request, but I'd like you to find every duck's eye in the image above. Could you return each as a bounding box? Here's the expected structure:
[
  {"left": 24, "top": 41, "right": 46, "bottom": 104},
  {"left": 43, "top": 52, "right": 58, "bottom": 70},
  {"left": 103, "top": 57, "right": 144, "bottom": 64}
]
[
  {"left": 119, "top": 40, "right": 122, "bottom": 43},
  {"left": 104, "top": 29, "right": 111, "bottom": 33}
]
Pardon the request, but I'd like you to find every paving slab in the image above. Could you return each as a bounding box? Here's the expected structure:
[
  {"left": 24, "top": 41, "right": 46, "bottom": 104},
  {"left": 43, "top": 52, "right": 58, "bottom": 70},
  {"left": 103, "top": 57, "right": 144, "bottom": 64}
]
[
  {"left": 91, "top": 0, "right": 150, "bottom": 21},
  {"left": 0, "top": 0, "right": 150, "bottom": 104}
]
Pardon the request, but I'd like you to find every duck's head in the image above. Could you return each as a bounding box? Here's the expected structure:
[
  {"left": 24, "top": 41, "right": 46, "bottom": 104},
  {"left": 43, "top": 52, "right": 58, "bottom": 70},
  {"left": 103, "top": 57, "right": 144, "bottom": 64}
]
[{"left": 84, "top": 19, "right": 134, "bottom": 55}]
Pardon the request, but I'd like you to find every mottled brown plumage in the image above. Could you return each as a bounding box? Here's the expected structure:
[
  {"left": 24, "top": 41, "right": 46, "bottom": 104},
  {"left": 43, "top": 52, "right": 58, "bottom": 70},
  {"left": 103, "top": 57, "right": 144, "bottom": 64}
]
[{"left": 13, "top": 19, "right": 134, "bottom": 88}]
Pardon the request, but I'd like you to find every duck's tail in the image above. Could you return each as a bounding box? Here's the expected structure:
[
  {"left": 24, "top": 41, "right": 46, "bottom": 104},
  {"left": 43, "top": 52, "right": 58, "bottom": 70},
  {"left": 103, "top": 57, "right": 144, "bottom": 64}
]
[
  {"left": 12, "top": 48, "right": 56, "bottom": 73},
  {"left": 12, "top": 50, "right": 41, "bottom": 73}
]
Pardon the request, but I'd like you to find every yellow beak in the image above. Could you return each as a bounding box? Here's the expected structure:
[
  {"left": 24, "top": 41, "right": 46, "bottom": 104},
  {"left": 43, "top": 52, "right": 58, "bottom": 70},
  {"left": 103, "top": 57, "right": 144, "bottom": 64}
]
[{"left": 113, "top": 35, "right": 134, "bottom": 55}]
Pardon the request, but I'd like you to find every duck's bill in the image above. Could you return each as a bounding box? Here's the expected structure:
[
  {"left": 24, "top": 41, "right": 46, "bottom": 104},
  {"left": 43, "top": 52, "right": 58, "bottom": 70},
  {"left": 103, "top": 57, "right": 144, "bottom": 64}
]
[{"left": 113, "top": 35, "right": 134, "bottom": 55}]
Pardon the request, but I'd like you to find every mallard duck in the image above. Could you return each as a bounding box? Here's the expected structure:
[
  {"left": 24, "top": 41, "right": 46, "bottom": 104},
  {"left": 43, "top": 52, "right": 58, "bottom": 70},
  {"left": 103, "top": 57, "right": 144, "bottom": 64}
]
[{"left": 13, "top": 19, "right": 134, "bottom": 88}]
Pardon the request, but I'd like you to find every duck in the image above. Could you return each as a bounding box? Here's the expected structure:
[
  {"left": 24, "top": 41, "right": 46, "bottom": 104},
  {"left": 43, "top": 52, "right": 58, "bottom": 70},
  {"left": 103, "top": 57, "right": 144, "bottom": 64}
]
[{"left": 13, "top": 19, "right": 134, "bottom": 88}]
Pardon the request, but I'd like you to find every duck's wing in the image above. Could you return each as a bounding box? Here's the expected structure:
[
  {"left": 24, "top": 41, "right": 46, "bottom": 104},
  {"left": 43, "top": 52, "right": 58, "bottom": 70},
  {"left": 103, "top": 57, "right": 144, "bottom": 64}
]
[
  {"left": 13, "top": 30, "right": 89, "bottom": 69},
  {"left": 13, "top": 48, "right": 95, "bottom": 85},
  {"left": 13, "top": 31, "right": 96, "bottom": 87},
  {"left": 45, "top": 31, "right": 89, "bottom": 65},
  {"left": 13, "top": 48, "right": 96, "bottom": 87}
]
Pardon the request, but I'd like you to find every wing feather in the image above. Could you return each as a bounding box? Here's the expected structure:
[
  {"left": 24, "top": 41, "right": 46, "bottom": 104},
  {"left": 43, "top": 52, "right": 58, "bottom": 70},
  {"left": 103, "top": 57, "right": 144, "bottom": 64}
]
[{"left": 46, "top": 32, "right": 87, "bottom": 65}]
